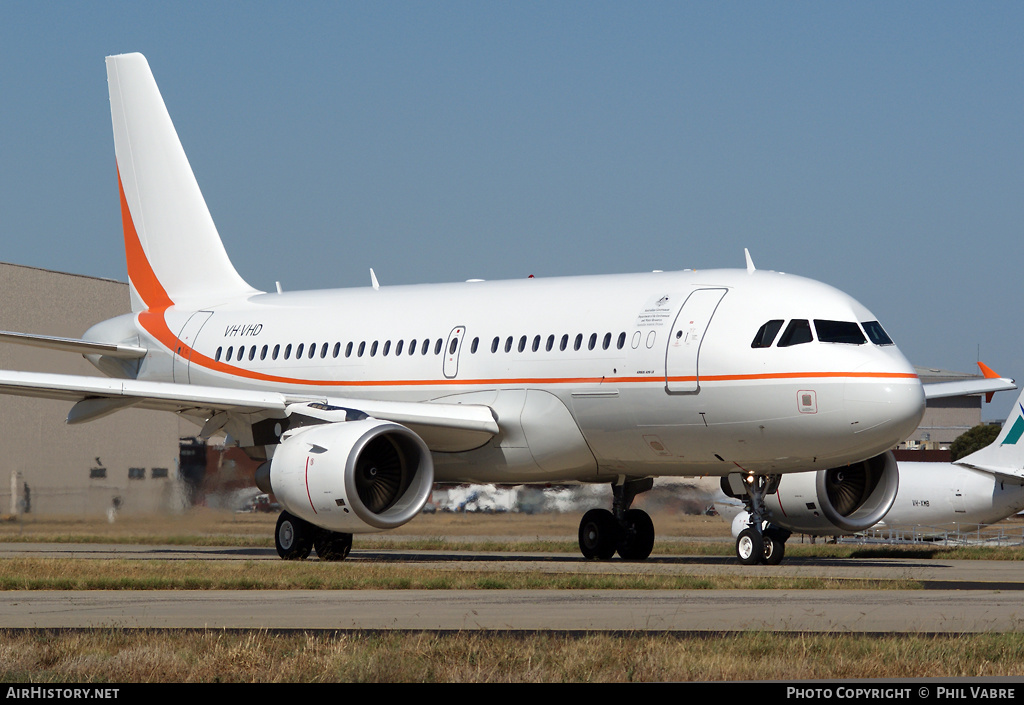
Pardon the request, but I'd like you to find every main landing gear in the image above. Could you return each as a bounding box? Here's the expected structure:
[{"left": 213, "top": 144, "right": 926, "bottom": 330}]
[
  {"left": 578, "top": 478, "right": 656, "bottom": 560},
  {"left": 722, "top": 473, "right": 791, "bottom": 565},
  {"left": 275, "top": 511, "right": 353, "bottom": 561}
]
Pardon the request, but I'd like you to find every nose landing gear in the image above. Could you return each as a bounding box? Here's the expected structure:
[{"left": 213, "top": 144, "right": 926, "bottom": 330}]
[{"left": 723, "top": 473, "right": 790, "bottom": 565}]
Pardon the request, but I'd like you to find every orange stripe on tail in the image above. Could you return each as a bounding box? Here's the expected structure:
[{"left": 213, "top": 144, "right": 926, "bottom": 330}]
[{"left": 118, "top": 167, "right": 173, "bottom": 310}]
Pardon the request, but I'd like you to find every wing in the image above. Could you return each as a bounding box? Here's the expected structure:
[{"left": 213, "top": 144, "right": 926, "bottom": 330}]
[
  {"left": 922, "top": 361, "right": 1015, "bottom": 401},
  {"left": 0, "top": 369, "right": 498, "bottom": 452},
  {"left": 923, "top": 377, "right": 1016, "bottom": 400}
]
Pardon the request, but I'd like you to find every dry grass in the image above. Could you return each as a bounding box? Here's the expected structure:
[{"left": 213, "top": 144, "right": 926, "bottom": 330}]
[
  {"left": 0, "top": 557, "right": 919, "bottom": 591},
  {"left": 1, "top": 629, "right": 1023, "bottom": 682},
  {"left": 2, "top": 509, "right": 1023, "bottom": 681}
]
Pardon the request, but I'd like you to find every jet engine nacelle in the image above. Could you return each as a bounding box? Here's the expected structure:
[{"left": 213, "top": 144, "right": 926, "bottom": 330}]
[
  {"left": 729, "top": 451, "right": 900, "bottom": 536},
  {"left": 256, "top": 419, "right": 434, "bottom": 533}
]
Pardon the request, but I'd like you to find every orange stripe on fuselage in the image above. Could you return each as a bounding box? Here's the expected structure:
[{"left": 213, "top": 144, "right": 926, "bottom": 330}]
[{"left": 118, "top": 167, "right": 173, "bottom": 310}]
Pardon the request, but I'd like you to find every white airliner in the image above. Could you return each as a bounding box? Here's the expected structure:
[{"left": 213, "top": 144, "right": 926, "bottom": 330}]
[
  {"left": 0, "top": 53, "right": 1013, "bottom": 564},
  {"left": 718, "top": 383, "right": 1024, "bottom": 547}
]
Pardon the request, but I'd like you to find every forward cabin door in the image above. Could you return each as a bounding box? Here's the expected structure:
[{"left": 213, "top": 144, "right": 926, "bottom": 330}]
[{"left": 665, "top": 288, "right": 727, "bottom": 393}]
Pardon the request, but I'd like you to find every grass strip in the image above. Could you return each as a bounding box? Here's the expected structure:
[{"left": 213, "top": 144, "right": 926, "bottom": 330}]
[
  {"left": 0, "top": 558, "right": 920, "bottom": 591},
  {"left": 1, "top": 629, "right": 1023, "bottom": 681}
]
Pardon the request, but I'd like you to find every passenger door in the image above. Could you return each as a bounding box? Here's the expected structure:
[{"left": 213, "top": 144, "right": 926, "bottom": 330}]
[{"left": 665, "top": 289, "right": 727, "bottom": 393}]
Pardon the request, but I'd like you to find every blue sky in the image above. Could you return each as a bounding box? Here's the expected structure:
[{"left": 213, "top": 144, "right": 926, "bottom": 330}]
[{"left": 1, "top": 2, "right": 1022, "bottom": 420}]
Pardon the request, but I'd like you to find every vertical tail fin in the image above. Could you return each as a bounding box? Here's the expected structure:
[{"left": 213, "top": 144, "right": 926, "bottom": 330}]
[
  {"left": 957, "top": 386, "right": 1024, "bottom": 476},
  {"left": 106, "top": 53, "right": 259, "bottom": 312}
]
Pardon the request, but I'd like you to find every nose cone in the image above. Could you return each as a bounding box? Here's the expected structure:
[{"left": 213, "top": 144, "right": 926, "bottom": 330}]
[{"left": 844, "top": 353, "right": 925, "bottom": 456}]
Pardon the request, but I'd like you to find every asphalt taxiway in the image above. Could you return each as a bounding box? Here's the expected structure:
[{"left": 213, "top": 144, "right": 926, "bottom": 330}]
[{"left": 1, "top": 542, "right": 1023, "bottom": 632}]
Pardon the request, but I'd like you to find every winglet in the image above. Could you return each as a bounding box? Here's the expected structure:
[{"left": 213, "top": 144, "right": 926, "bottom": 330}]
[
  {"left": 978, "top": 361, "right": 1002, "bottom": 402},
  {"left": 744, "top": 248, "right": 756, "bottom": 274},
  {"left": 978, "top": 361, "right": 1000, "bottom": 379}
]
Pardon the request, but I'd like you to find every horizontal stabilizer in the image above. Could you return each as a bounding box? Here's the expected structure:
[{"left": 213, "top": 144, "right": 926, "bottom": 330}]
[
  {"left": 954, "top": 461, "right": 1024, "bottom": 484},
  {"left": 0, "top": 331, "right": 147, "bottom": 359}
]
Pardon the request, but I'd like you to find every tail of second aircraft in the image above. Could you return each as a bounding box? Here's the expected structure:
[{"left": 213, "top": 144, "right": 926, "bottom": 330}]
[
  {"left": 956, "top": 387, "right": 1024, "bottom": 478},
  {"left": 106, "top": 53, "right": 259, "bottom": 313}
]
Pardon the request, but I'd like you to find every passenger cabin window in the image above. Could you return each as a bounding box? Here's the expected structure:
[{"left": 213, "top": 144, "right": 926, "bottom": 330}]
[
  {"left": 751, "top": 320, "right": 784, "bottom": 348},
  {"left": 862, "top": 321, "right": 894, "bottom": 346},
  {"left": 814, "top": 320, "right": 866, "bottom": 345},
  {"left": 777, "top": 319, "right": 813, "bottom": 347}
]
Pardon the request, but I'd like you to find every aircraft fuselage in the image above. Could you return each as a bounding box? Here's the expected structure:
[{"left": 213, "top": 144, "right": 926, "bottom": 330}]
[{"left": 90, "top": 267, "right": 925, "bottom": 484}]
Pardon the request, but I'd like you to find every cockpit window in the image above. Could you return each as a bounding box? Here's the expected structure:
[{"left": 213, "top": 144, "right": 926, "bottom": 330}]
[
  {"left": 777, "top": 319, "right": 813, "bottom": 347},
  {"left": 814, "top": 320, "right": 866, "bottom": 345},
  {"left": 862, "top": 320, "right": 894, "bottom": 346},
  {"left": 751, "top": 320, "right": 784, "bottom": 348}
]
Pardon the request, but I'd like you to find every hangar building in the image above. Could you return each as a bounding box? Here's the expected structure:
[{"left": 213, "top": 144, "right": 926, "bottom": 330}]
[{"left": 0, "top": 262, "right": 184, "bottom": 516}]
